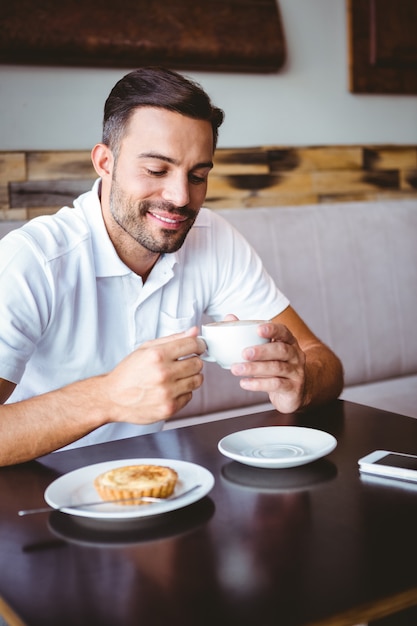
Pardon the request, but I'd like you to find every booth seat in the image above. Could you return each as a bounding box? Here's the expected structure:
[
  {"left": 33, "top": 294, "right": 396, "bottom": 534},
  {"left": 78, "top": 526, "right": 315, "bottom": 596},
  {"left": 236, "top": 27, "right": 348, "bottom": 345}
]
[
  {"left": 171, "top": 198, "right": 417, "bottom": 425},
  {"left": 1, "top": 198, "right": 416, "bottom": 425}
]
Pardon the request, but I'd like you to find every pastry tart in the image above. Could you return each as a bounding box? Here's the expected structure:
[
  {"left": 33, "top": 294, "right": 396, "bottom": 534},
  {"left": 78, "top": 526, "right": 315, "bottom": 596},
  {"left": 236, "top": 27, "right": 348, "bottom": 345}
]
[{"left": 94, "top": 464, "right": 178, "bottom": 505}]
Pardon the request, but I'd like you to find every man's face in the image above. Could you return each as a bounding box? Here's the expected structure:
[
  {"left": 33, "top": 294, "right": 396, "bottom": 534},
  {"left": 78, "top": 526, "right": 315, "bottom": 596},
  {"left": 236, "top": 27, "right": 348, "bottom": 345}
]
[{"left": 108, "top": 107, "right": 214, "bottom": 254}]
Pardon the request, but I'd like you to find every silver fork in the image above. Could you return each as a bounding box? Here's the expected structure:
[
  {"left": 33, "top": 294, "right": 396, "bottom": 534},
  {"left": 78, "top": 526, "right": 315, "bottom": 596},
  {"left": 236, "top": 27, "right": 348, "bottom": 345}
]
[{"left": 18, "top": 484, "right": 203, "bottom": 516}]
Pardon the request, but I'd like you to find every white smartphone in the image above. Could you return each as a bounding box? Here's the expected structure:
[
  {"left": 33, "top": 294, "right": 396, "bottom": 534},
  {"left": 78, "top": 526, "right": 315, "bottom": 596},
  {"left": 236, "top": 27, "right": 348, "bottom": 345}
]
[{"left": 358, "top": 450, "right": 417, "bottom": 484}]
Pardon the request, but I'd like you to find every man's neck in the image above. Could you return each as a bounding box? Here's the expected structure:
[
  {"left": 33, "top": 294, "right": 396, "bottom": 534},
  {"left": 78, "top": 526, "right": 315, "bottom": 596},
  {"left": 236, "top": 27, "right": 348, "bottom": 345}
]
[{"left": 100, "top": 208, "right": 160, "bottom": 281}]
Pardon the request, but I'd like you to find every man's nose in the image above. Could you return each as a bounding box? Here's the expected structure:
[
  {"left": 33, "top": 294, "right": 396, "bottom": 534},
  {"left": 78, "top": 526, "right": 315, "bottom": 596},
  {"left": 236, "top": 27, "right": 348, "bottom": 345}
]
[{"left": 161, "top": 174, "right": 190, "bottom": 207}]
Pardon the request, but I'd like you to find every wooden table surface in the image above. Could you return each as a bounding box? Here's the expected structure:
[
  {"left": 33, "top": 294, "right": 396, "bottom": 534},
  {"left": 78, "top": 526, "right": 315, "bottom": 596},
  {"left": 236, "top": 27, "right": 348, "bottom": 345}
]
[{"left": 0, "top": 400, "right": 416, "bottom": 626}]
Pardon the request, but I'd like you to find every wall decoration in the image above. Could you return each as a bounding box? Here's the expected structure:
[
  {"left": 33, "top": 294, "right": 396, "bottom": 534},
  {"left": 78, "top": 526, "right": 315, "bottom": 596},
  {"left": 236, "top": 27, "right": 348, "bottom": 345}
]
[
  {"left": 0, "top": 0, "right": 286, "bottom": 73},
  {"left": 348, "top": 0, "right": 417, "bottom": 94}
]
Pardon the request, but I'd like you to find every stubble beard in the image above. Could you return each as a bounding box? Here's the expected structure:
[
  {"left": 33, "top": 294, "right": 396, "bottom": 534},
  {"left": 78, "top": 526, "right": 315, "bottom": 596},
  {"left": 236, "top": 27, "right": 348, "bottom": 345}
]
[{"left": 108, "top": 176, "right": 198, "bottom": 254}]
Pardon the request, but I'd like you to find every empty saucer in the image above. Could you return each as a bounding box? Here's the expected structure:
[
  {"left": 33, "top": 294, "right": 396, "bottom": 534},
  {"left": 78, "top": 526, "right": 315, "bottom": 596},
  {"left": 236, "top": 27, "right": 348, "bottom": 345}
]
[{"left": 218, "top": 426, "right": 337, "bottom": 468}]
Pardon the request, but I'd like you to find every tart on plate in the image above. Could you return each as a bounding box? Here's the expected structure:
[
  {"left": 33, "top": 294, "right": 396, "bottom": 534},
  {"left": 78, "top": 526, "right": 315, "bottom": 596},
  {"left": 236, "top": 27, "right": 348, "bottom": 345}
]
[{"left": 94, "top": 464, "right": 178, "bottom": 505}]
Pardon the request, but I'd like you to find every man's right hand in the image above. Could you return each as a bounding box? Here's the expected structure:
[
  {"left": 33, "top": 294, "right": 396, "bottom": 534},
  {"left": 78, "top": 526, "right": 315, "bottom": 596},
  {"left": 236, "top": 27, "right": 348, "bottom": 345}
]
[
  {"left": 101, "top": 327, "right": 206, "bottom": 424},
  {"left": 0, "top": 328, "right": 206, "bottom": 466}
]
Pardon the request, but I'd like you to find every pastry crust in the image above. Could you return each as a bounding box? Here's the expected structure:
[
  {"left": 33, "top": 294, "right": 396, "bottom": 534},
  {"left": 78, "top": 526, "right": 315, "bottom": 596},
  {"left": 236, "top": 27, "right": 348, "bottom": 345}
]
[{"left": 94, "top": 464, "right": 178, "bottom": 505}]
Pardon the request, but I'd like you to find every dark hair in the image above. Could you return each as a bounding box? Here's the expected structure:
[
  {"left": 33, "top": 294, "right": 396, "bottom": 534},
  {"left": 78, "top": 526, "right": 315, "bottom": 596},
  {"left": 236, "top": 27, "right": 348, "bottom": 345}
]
[{"left": 102, "top": 67, "right": 224, "bottom": 155}]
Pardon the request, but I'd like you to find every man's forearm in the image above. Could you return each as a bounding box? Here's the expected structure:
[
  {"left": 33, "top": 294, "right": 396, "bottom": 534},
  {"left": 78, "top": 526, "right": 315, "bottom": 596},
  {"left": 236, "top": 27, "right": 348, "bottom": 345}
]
[
  {"left": 0, "top": 333, "right": 205, "bottom": 466},
  {"left": 301, "top": 344, "right": 344, "bottom": 409},
  {"left": 0, "top": 376, "right": 109, "bottom": 466}
]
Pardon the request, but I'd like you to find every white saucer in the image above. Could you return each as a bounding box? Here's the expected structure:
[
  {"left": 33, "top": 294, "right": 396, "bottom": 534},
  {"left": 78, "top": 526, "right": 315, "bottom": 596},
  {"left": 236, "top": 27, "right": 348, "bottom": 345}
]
[
  {"left": 44, "top": 458, "right": 214, "bottom": 520},
  {"left": 218, "top": 426, "right": 337, "bottom": 468}
]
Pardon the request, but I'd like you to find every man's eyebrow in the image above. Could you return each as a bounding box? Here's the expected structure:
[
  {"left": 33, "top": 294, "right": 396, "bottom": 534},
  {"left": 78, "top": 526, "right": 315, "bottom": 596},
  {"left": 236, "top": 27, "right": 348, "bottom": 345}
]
[{"left": 138, "top": 152, "right": 213, "bottom": 170}]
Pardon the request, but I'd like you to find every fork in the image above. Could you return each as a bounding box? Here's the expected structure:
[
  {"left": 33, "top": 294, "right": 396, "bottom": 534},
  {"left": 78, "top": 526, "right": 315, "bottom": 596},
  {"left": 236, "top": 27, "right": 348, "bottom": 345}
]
[{"left": 18, "top": 484, "right": 203, "bottom": 516}]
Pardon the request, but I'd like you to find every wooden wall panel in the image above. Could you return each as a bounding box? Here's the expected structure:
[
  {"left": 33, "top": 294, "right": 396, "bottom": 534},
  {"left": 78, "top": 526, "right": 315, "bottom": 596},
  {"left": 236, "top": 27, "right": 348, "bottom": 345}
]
[
  {"left": 1, "top": 145, "right": 416, "bottom": 221},
  {"left": 27, "top": 152, "right": 95, "bottom": 180},
  {"left": 0, "top": 153, "right": 26, "bottom": 185}
]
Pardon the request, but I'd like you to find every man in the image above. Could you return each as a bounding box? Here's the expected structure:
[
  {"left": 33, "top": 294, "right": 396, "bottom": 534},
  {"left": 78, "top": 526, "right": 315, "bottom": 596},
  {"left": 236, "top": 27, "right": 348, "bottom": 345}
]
[{"left": 0, "top": 68, "right": 343, "bottom": 466}]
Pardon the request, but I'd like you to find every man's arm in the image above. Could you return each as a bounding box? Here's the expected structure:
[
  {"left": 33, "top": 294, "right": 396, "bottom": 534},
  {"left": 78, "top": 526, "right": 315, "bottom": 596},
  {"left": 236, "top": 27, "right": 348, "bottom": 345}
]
[
  {"left": 0, "top": 330, "right": 205, "bottom": 467},
  {"left": 230, "top": 306, "right": 344, "bottom": 413}
]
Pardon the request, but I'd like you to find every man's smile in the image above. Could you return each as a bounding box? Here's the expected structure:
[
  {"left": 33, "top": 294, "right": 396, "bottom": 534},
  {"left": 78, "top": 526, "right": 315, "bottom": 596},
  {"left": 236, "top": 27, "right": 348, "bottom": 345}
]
[{"left": 148, "top": 210, "right": 191, "bottom": 228}]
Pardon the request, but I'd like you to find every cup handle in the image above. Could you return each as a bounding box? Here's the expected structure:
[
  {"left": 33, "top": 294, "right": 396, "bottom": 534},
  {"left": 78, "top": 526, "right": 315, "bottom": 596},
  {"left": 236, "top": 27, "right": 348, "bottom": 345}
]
[{"left": 197, "top": 336, "right": 216, "bottom": 362}]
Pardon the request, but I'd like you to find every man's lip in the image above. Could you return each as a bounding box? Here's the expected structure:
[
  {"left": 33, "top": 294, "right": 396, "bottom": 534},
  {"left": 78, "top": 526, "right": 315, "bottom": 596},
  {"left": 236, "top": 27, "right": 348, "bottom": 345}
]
[{"left": 148, "top": 211, "right": 189, "bottom": 225}]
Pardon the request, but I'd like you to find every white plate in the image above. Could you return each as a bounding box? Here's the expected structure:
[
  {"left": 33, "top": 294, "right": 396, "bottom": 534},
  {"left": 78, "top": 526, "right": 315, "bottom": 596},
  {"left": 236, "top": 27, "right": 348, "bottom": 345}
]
[
  {"left": 218, "top": 426, "right": 337, "bottom": 468},
  {"left": 44, "top": 458, "right": 214, "bottom": 520}
]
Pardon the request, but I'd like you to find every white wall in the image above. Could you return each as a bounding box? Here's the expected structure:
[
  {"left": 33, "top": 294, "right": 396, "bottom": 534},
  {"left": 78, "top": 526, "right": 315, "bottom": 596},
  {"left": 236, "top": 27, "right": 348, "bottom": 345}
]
[{"left": 0, "top": 0, "right": 416, "bottom": 151}]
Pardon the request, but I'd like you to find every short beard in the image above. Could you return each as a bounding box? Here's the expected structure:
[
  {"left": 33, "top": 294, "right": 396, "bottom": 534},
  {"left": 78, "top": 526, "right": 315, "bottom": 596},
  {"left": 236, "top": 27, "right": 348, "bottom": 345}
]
[{"left": 109, "top": 176, "right": 198, "bottom": 254}]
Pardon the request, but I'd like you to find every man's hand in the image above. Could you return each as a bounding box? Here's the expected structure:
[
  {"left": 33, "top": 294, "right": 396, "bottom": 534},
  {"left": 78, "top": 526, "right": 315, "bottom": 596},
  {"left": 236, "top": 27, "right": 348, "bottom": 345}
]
[
  {"left": 102, "top": 327, "right": 207, "bottom": 424},
  {"left": 230, "top": 321, "right": 307, "bottom": 413},
  {"left": 0, "top": 327, "right": 207, "bottom": 466},
  {"left": 226, "top": 308, "right": 343, "bottom": 413}
]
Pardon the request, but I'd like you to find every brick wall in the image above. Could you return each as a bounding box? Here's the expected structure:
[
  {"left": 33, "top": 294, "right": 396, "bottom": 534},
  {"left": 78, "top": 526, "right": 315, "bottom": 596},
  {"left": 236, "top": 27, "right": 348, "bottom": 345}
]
[{"left": 1, "top": 145, "right": 416, "bottom": 221}]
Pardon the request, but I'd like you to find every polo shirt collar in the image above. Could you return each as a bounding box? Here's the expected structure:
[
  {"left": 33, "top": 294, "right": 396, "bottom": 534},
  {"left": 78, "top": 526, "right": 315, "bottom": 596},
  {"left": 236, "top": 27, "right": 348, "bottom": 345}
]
[{"left": 81, "top": 179, "right": 179, "bottom": 278}]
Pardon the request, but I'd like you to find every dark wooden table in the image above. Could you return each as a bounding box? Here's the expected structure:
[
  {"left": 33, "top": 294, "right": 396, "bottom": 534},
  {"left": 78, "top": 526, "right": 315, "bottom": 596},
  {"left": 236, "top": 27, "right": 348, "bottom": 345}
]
[{"left": 1, "top": 400, "right": 417, "bottom": 626}]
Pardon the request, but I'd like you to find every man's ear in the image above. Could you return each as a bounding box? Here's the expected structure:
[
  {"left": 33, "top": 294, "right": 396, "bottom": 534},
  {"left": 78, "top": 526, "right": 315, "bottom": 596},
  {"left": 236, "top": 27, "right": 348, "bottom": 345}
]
[{"left": 91, "top": 143, "right": 114, "bottom": 179}]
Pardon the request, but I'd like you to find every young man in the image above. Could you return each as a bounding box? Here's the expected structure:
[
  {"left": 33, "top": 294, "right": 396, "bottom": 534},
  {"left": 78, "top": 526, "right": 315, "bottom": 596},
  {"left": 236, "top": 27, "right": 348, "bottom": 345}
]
[{"left": 0, "top": 68, "right": 343, "bottom": 466}]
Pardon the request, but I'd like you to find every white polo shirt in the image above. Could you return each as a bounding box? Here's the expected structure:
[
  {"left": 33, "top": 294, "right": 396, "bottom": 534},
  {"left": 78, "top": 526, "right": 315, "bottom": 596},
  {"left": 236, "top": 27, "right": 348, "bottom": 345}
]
[{"left": 0, "top": 180, "right": 289, "bottom": 450}]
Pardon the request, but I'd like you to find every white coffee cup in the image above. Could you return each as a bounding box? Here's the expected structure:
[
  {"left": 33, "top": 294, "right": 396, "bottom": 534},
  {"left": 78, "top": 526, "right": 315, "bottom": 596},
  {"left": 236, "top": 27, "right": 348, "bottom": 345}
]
[{"left": 199, "top": 320, "right": 270, "bottom": 369}]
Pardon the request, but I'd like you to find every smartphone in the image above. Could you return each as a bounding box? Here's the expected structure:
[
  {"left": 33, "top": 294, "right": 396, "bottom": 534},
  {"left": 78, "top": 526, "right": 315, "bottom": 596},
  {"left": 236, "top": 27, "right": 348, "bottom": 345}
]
[{"left": 358, "top": 450, "right": 417, "bottom": 484}]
